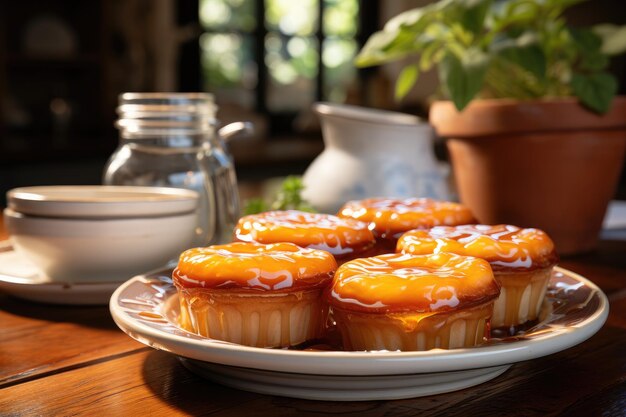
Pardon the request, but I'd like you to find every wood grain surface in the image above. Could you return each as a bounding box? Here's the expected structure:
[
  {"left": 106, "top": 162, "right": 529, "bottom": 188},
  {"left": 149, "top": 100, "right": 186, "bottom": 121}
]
[
  {"left": 1, "top": 227, "right": 625, "bottom": 416},
  {"left": 0, "top": 297, "right": 145, "bottom": 388}
]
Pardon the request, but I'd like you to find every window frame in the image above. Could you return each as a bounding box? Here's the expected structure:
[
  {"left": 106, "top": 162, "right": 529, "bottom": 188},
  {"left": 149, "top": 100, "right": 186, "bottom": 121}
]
[{"left": 179, "top": 0, "right": 379, "bottom": 136}]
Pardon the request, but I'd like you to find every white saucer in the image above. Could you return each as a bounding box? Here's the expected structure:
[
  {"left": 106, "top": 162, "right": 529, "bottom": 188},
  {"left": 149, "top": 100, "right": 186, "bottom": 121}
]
[
  {"left": 0, "top": 248, "right": 121, "bottom": 305},
  {"left": 110, "top": 267, "right": 608, "bottom": 401}
]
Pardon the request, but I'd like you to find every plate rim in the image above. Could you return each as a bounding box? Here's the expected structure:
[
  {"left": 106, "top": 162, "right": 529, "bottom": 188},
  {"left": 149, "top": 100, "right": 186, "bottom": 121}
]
[
  {"left": 178, "top": 357, "right": 513, "bottom": 401},
  {"left": 109, "top": 266, "right": 609, "bottom": 376}
]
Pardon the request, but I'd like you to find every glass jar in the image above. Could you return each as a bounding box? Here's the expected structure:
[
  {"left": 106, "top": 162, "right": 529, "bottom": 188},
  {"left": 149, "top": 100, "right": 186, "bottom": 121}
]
[{"left": 103, "top": 92, "right": 241, "bottom": 246}]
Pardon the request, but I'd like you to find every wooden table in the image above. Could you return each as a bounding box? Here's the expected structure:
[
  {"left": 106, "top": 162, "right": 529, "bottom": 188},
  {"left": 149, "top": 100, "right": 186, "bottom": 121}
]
[{"left": 1, "top": 220, "right": 625, "bottom": 416}]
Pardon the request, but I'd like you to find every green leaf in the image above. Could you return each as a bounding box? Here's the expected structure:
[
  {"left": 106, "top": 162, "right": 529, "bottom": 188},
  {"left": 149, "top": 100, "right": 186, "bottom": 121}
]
[
  {"left": 420, "top": 40, "right": 443, "bottom": 71},
  {"left": 503, "top": 0, "right": 540, "bottom": 25},
  {"left": 395, "top": 65, "right": 419, "bottom": 101},
  {"left": 490, "top": 0, "right": 574, "bottom": 34},
  {"left": 385, "top": 8, "right": 429, "bottom": 32},
  {"left": 569, "top": 27, "right": 602, "bottom": 51},
  {"left": 544, "top": 0, "right": 587, "bottom": 9},
  {"left": 570, "top": 72, "right": 618, "bottom": 114},
  {"left": 243, "top": 198, "right": 268, "bottom": 215},
  {"left": 439, "top": 49, "right": 490, "bottom": 111},
  {"left": 455, "top": 0, "right": 492, "bottom": 35},
  {"left": 355, "top": 30, "right": 401, "bottom": 67},
  {"left": 385, "top": 30, "right": 426, "bottom": 54},
  {"left": 385, "top": 0, "right": 454, "bottom": 32},
  {"left": 568, "top": 27, "right": 610, "bottom": 71},
  {"left": 243, "top": 177, "right": 316, "bottom": 214},
  {"left": 493, "top": 36, "right": 546, "bottom": 80},
  {"left": 355, "top": 27, "right": 435, "bottom": 67},
  {"left": 271, "top": 176, "right": 315, "bottom": 212},
  {"left": 579, "top": 51, "right": 609, "bottom": 71},
  {"left": 593, "top": 24, "right": 626, "bottom": 55}
]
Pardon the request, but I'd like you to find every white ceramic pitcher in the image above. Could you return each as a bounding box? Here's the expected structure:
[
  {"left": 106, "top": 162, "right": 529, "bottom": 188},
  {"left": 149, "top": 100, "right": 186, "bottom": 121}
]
[{"left": 302, "top": 103, "right": 450, "bottom": 213}]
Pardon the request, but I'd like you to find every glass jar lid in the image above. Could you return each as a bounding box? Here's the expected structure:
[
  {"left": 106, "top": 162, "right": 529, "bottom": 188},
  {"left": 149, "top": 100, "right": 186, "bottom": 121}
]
[{"left": 116, "top": 92, "right": 218, "bottom": 137}]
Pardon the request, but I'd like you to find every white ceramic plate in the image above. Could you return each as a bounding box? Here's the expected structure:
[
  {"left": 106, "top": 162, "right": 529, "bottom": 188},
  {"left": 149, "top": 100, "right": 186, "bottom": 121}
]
[
  {"left": 7, "top": 185, "right": 198, "bottom": 218},
  {"left": 110, "top": 267, "right": 608, "bottom": 401},
  {"left": 0, "top": 248, "right": 120, "bottom": 305}
]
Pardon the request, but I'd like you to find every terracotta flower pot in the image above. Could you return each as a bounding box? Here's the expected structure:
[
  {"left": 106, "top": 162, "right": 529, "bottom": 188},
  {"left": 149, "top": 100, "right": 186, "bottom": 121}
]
[{"left": 430, "top": 98, "right": 626, "bottom": 255}]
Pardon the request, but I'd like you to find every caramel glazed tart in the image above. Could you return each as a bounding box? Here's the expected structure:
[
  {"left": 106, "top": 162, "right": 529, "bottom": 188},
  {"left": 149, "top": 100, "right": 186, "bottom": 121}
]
[
  {"left": 397, "top": 224, "right": 559, "bottom": 330},
  {"left": 173, "top": 242, "right": 337, "bottom": 348},
  {"left": 233, "top": 210, "right": 377, "bottom": 264},
  {"left": 328, "top": 252, "right": 501, "bottom": 351},
  {"left": 337, "top": 198, "right": 476, "bottom": 240}
]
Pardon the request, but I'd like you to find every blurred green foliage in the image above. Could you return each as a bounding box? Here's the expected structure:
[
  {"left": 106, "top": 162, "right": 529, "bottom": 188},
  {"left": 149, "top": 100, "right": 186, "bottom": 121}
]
[
  {"left": 243, "top": 176, "right": 315, "bottom": 215},
  {"left": 356, "top": 0, "right": 626, "bottom": 113}
]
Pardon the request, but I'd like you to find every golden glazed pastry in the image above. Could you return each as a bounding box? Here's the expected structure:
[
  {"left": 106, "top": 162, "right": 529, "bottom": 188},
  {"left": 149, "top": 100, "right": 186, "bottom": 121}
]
[
  {"left": 337, "top": 198, "right": 474, "bottom": 253},
  {"left": 234, "top": 210, "right": 376, "bottom": 264},
  {"left": 173, "top": 242, "right": 337, "bottom": 348},
  {"left": 328, "top": 252, "right": 500, "bottom": 351},
  {"left": 397, "top": 224, "right": 558, "bottom": 329}
]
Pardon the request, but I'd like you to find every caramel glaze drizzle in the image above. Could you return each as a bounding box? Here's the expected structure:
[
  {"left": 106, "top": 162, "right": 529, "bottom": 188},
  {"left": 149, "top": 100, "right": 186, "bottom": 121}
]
[
  {"left": 398, "top": 224, "right": 558, "bottom": 272},
  {"left": 234, "top": 210, "right": 375, "bottom": 257},
  {"left": 329, "top": 252, "right": 500, "bottom": 314},
  {"left": 173, "top": 242, "right": 337, "bottom": 292},
  {"left": 338, "top": 198, "right": 475, "bottom": 239}
]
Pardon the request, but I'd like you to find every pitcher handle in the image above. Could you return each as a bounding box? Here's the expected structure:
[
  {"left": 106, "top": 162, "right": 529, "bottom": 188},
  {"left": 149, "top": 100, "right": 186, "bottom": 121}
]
[{"left": 218, "top": 122, "right": 254, "bottom": 143}]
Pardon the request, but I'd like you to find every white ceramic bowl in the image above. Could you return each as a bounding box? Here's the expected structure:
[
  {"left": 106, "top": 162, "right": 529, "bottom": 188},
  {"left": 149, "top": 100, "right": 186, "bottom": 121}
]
[{"left": 3, "top": 186, "right": 200, "bottom": 283}]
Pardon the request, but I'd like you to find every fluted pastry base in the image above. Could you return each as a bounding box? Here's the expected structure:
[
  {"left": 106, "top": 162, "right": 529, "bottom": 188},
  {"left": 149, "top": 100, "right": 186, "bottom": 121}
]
[
  {"left": 332, "top": 302, "right": 494, "bottom": 351},
  {"left": 178, "top": 288, "right": 327, "bottom": 348},
  {"left": 491, "top": 267, "right": 553, "bottom": 329}
]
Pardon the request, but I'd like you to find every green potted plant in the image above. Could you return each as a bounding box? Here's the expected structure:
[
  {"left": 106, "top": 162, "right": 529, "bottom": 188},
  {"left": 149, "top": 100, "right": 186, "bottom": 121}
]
[{"left": 356, "top": 0, "right": 626, "bottom": 255}]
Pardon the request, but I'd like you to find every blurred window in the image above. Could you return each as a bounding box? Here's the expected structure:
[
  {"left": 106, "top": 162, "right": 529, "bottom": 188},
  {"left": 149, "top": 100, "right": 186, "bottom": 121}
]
[{"left": 199, "top": 0, "right": 362, "bottom": 129}]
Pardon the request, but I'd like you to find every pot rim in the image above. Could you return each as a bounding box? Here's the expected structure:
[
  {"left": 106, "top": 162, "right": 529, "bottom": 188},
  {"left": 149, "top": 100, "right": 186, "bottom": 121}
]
[{"left": 429, "top": 96, "right": 626, "bottom": 138}]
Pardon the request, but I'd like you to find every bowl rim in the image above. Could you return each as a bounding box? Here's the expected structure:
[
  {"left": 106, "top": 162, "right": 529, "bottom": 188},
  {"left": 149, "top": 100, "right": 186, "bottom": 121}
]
[
  {"left": 3, "top": 208, "right": 197, "bottom": 237},
  {"left": 7, "top": 185, "right": 199, "bottom": 219}
]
